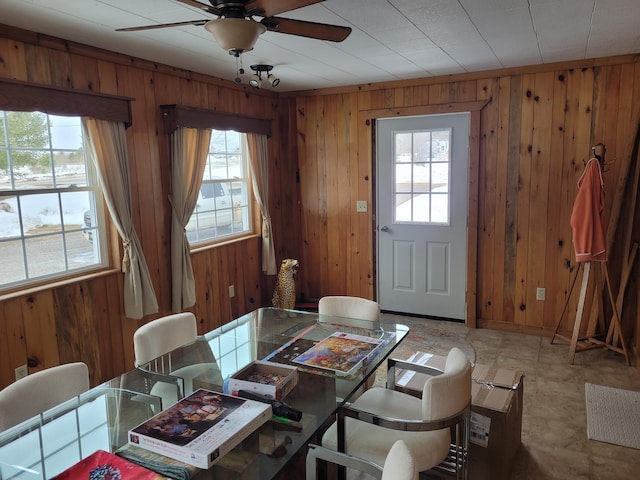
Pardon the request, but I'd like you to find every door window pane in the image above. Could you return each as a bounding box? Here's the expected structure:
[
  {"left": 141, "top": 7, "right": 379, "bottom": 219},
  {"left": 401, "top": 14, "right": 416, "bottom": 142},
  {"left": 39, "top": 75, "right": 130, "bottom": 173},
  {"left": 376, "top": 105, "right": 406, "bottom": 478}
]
[{"left": 393, "top": 128, "right": 451, "bottom": 225}]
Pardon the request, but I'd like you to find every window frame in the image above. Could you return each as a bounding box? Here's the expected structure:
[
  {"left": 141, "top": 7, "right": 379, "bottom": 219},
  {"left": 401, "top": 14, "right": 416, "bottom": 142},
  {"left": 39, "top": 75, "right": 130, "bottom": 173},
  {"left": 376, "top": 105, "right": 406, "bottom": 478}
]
[
  {"left": 0, "top": 79, "right": 132, "bottom": 294},
  {"left": 161, "top": 104, "right": 271, "bottom": 249}
]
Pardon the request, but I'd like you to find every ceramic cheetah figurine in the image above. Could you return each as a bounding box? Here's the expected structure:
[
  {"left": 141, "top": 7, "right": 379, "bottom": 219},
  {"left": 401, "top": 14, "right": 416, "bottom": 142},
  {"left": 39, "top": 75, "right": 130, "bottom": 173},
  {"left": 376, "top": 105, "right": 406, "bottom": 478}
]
[{"left": 272, "top": 259, "right": 299, "bottom": 310}]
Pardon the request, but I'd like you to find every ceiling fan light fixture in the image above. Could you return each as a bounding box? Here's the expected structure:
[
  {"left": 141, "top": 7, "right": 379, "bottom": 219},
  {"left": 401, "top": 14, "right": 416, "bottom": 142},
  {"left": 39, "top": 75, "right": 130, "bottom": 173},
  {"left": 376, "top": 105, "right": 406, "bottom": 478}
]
[
  {"left": 204, "top": 18, "right": 266, "bottom": 55},
  {"left": 268, "top": 74, "right": 280, "bottom": 87},
  {"left": 248, "top": 64, "right": 279, "bottom": 89},
  {"left": 249, "top": 74, "right": 261, "bottom": 88}
]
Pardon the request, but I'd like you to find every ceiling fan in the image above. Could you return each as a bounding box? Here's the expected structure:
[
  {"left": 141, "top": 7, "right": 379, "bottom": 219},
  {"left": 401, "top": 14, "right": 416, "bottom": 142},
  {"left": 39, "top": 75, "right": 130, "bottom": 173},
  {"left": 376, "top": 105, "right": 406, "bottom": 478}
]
[{"left": 117, "top": 0, "right": 352, "bottom": 56}]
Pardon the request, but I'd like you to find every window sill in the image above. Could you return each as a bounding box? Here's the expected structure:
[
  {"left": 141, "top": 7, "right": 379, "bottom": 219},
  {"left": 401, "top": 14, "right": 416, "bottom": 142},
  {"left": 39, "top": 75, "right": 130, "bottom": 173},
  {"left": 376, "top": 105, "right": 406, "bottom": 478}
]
[
  {"left": 189, "top": 232, "right": 261, "bottom": 254},
  {"left": 0, "top": 267, "right": 121, "bottom": 302}
]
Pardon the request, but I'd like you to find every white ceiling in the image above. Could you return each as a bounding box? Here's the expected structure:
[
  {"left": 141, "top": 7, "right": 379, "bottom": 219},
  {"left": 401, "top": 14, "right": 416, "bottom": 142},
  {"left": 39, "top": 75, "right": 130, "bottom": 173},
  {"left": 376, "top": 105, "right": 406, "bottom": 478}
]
[{"left": 1, "top": 0, "right": 639, "bottom": 93}]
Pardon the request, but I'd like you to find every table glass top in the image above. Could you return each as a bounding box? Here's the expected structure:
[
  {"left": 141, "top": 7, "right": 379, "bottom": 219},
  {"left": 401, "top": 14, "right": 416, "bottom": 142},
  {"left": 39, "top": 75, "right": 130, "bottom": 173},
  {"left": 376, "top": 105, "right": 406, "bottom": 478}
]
[{"left": 0, "top": 307, "right": 409, "bottom": 480}]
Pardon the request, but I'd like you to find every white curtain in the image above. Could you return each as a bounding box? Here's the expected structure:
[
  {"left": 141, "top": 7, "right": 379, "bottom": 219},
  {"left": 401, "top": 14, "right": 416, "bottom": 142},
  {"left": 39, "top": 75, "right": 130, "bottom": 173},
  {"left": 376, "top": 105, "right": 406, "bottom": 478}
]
[
  {"left": 82, "top": 118, "right": 158, "bottom": 319},
  {"left": 246, "top": 133, "right": 277, "bottom": 275},
  {"left": 169, "top": 127, "right": 212, "bottom": 312}
]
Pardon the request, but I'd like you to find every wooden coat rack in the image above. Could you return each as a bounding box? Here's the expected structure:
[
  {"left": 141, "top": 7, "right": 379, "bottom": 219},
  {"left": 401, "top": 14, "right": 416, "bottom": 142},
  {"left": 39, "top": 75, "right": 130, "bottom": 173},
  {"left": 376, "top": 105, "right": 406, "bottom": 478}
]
[{"left": 552, "top": 143, "right": 634, "bottom": 365}]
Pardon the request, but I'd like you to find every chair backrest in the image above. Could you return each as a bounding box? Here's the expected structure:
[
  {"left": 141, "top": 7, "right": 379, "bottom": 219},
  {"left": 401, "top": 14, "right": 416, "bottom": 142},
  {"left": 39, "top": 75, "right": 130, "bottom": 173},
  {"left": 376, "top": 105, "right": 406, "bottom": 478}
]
[
  {"left": 421, "top": 347, "right": 471, "bottom": 421},
  {"left": 133, "top": 312, "right": 198, "bottom": 366},
  {"left": 0, "top": 362, "right": 90, "bottom": 432},
  {"left": 382, "top": 440, "right": 419, "bottom": 480},
  {"left": 318, "top": 296, "right": 380, "bottom": 322}
]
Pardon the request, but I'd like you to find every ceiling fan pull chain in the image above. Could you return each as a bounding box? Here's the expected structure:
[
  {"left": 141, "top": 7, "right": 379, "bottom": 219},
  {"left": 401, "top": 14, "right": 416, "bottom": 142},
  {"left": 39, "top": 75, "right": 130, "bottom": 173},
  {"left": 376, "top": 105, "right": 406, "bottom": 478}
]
[{"left": 235, "top": 55, "right": 245, "bottom": 83}]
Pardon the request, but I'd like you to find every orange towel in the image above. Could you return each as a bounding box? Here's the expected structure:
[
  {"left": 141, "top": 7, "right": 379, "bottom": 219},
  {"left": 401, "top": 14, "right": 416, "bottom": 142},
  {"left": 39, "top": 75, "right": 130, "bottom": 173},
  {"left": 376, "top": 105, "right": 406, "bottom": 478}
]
[{"left": 570, "top": 158, "right": 607, "bottom": 262}]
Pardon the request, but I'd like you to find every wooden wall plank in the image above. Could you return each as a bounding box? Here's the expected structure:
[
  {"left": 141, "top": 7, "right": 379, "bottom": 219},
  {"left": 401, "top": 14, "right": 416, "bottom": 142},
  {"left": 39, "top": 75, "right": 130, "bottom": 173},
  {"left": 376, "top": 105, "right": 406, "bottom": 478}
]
[
  {"left": 70, "top": 54, "right": 101, "bottom": 93},
  {"left": 466, "top": 107, "right": 481, "bottom": 327},
  {"left": 53, "top": 283, "right": 102, "bottom": 381},
  {"left": 0, "top": 303, "right": 16, "bottom": 386},
  {"left": 477, "top": 78, "right": 498, "bottom": 321},
  {"left": 428, "top": 83, "right": 450, "bottom": 104},
  {"left": 349, "top": 92, "right": 371, "bottom": 298},
  {"left": 101, "top": 274, "right": 127, "bottom": 378},
  {"left": 22, "top": 291, "right": 59, "bottom": 371},
  {"left": 526, "top": 72, "right": 553, "bottom": 329},
  {"left": 1, "top": 298, "right": 27, "bottom": 384},
  {"left": 317, "top": 97, "right": 330, "bottom": 296},
  {"left": 47, "top": 49, "right": 72, "bottom": 89},
  {"left": 546, "top": 71, "right": 569, "bottom": 329},
  {"left": 96, "top": 60, "right": 119, "bottom": 96},
  {"left": 24, "top": 44, "right": 52, "bottom": 84},
  {"left": 501, "top": 76, "right": 522, "bottom": 326},
  {"left": 402, "top": 85, "right": 430, "bottom": 107},
  {"left": 492, "top": 76, "right": 511, "bottom": 325},
  {"left": 325, "top": 94, "right": 345, "bottom": 294},
  {"left": 0, "top": 38, "right": 28, "bottom": 79},
  {"left": 513, "top": 74, "right": 535, "bottom": 326},
  {"left": 355, "top": 92, "right": 374, "bottom": 299},
  {"left": 451, "top": 80, "right": 477, "bottom": 102}
]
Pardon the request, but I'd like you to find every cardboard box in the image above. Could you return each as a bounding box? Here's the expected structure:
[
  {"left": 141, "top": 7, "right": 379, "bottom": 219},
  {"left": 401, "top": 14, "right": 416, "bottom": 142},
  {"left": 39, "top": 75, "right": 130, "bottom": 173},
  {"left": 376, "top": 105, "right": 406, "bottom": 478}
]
[
  {"left": 224, "top": 360, "right": 298, "bottom": 401},
  {"left": 394, "top": 352, "right": 524, "bottom": 480},
  {"left": 128, "top": 388, "right": 271, "bottom": 469}
]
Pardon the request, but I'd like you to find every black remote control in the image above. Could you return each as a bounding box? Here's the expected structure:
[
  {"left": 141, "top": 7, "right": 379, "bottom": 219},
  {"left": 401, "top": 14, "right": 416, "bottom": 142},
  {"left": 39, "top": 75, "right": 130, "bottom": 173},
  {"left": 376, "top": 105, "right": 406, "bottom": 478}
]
[{"left": 237, "top": 390, "right": 303, "bottom": 422}]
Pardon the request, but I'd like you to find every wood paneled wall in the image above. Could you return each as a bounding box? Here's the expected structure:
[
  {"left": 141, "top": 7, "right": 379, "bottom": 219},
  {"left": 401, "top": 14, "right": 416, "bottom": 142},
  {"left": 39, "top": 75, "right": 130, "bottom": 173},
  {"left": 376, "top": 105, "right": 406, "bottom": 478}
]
[
  {"left": 292, "top": 56, "right": 640, "bottom": 346},
  {"left": 0, "top": 25, "right": 301, "bottom": 389}
]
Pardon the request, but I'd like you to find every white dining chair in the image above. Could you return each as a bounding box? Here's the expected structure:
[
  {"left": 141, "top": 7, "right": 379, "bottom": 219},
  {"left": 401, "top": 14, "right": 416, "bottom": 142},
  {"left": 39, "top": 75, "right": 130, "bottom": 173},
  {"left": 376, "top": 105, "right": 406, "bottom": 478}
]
[
  {"left": 133, "top": 312, "right": 223, "bottom": 409},
  {"left": 0, "top": 362, "right": 90, "bottom": 432},
  {"left": 318, "top": 296, "right": 380, "bottom": 323},
  {"left": 321, "top": 346, "right": 472, "bottom": 479},
  {"left": 306, "top": 439, "right": 418, "bottom": 480},
  {"left": 319, "top": 295, "right": 381, "bottom": 397}
]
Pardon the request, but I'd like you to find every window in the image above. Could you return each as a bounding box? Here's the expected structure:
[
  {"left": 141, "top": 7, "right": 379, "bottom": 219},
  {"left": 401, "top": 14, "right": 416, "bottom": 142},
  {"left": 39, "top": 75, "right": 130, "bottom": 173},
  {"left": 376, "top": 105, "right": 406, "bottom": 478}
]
[
  {"left": 187, "top": 129, "right": 252, "bottom": 245},
  {"left": 0, "top": 111, "right": 106, "bottom": 291},
  {"left": 394, "top": 128, "right": 451, "bottom": 224}
]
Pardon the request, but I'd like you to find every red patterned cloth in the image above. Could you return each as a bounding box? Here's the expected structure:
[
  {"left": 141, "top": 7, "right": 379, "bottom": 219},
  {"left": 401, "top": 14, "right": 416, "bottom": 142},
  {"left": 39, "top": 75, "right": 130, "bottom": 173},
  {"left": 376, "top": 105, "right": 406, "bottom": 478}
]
[{"left": 52, "top": 449, "right": 161, "bottom": 479}]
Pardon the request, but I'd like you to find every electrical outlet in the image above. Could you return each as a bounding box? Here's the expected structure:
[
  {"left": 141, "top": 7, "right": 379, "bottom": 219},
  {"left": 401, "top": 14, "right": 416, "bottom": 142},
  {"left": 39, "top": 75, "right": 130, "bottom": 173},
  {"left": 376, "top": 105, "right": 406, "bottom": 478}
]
[
  {"left": 356, "top": 200, "right": 368, "bottom": 212},
  {"left": 536, "top": 287, "right": 546, "bottom": 301},
  {"left": 229, "top": 285, "right": 235, "bottom": 298},
  {"left": 15, "top": 364, "right": 28, "bottom": 380}
]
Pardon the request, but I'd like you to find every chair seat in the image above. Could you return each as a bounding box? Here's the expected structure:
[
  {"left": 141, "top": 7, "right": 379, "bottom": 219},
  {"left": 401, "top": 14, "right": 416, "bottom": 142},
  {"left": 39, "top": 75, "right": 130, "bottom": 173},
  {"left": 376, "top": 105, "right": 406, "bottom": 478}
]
[{"left": 322, "top": 387, "right": 451, "bottom": 472}]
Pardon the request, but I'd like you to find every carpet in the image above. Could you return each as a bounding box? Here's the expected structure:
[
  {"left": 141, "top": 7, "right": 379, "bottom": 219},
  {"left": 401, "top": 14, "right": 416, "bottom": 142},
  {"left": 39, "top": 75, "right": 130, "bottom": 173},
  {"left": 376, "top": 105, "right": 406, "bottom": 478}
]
[{"left": 585, "top": 383, "right": 640, "bottom": 449}]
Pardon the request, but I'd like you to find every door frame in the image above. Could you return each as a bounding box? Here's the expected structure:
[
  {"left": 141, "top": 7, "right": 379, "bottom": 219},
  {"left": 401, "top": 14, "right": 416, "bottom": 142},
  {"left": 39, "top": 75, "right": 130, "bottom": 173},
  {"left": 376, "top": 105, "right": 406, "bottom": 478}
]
[{"left": 359, "top": 100, "right": 488, "bottom": 327}]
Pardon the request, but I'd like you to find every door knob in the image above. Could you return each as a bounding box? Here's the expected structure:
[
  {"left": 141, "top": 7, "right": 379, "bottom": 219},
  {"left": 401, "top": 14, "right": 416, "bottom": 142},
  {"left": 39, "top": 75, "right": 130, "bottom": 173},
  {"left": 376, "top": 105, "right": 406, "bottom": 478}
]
[{"left": 380, "top": 225, "right": 389, "bottom": 232}]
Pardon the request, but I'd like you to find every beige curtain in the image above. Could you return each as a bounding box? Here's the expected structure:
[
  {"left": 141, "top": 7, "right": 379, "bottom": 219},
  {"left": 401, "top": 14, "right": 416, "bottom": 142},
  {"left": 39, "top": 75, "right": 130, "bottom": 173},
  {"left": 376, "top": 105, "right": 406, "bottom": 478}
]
[
  {"left": 82, "top": 118, "right": 158, "bottom": 319},
  {"left": 169, "top": 127, "right": 212, "bottom": 312},
  {"left": 246, "top": 133, "right": 277, "bottom": 275}
]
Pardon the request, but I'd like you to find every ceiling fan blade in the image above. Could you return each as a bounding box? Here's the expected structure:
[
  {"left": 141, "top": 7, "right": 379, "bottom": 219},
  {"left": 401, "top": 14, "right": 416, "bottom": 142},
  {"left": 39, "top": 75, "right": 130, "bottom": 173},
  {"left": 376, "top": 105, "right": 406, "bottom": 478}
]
[
  {"left": 247, "top": 0, "right": 324, "bottom": 18},
  {"left": 261, "top": 17, "right": 351, "bottom": 42},
  {"left": 116, "top": 20, "right": 208, "bottom": 32},
  {"left": 176, "top": 0, "right": 222, "bottom": 15}
]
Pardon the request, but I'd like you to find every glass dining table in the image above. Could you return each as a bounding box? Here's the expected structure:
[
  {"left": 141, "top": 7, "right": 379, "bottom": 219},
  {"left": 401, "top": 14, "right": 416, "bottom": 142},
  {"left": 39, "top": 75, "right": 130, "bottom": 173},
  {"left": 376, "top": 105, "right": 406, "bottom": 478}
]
[{"left": 0, "top": 307, "right": 409, "bottom": 480}]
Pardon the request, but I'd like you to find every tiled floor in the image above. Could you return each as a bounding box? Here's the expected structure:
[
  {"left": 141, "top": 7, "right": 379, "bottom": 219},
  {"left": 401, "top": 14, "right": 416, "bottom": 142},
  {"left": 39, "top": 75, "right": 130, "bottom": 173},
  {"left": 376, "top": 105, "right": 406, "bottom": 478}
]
[{"left": 379, "top": 313, "right": 640, "bottom": 480}]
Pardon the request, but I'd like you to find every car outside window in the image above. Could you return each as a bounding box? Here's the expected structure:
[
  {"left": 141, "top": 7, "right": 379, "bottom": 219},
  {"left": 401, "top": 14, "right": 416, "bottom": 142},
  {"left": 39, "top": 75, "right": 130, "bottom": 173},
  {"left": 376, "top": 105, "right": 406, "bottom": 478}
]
[
  {"left": 186, "top": 130, "right": 252, "bottom": 245},
  {"left": 0, "top": 111, "right": 107, "bottom": 291}
]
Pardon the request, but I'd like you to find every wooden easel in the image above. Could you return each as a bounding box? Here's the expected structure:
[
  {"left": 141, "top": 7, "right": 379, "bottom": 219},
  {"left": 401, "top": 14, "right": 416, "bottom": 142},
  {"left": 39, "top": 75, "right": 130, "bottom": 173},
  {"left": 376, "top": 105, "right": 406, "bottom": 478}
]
[
  {"left": 551, "top": 262, "right": 631, "bottom": 365},
  {"left": 552, "top": 144, "right": 632, "bottom": 365}
]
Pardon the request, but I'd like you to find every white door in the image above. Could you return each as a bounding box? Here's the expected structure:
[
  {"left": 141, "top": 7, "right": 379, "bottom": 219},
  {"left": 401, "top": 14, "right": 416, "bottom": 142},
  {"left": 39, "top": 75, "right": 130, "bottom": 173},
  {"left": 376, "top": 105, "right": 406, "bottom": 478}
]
[{"left": 376, "top": 113, "right": 470, "bottom": 320}]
